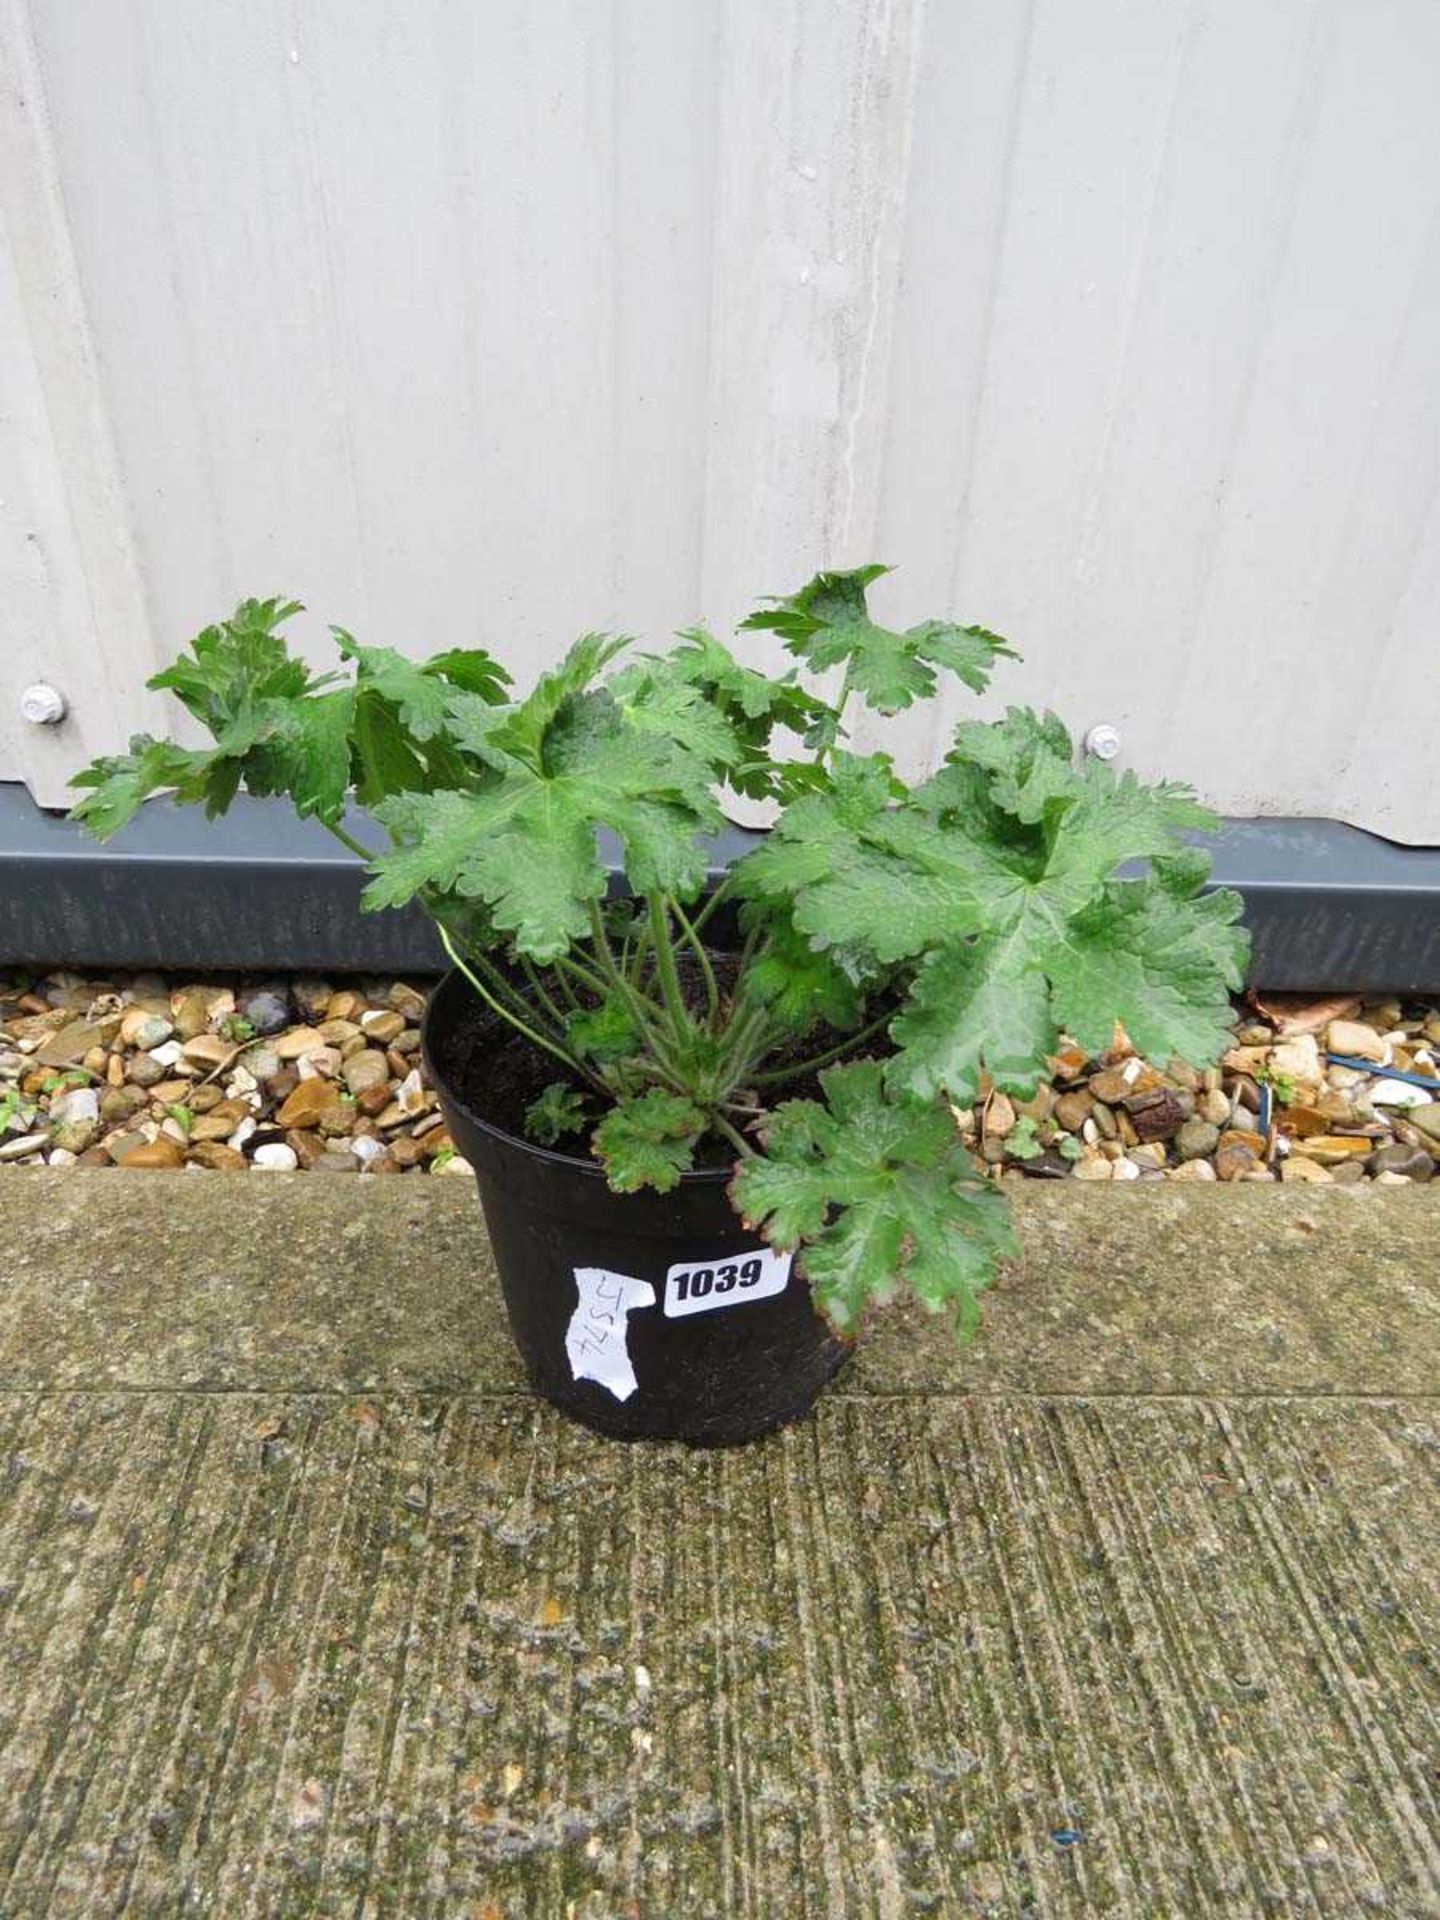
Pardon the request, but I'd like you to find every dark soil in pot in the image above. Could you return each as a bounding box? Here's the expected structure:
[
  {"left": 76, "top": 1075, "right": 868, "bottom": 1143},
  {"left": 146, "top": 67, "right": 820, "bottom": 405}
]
[{"left": 422, "top": 967, "right": 850, "bottom": 1445}]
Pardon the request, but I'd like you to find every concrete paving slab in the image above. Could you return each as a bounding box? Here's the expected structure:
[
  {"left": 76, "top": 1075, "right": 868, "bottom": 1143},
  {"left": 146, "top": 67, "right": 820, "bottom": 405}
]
[
  {"left": 1, "top": 1172, "right": 1437, "bottom": 1397},
  {"left": 0, "top": 1172, "right": 1436, "bottom": 1916}
]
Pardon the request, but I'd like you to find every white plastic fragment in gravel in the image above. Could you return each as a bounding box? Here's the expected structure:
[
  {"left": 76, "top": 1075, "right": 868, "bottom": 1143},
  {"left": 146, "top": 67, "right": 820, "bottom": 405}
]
[{"left": 1369, "top": 1079, "right": 1434, "bottom": 1108}]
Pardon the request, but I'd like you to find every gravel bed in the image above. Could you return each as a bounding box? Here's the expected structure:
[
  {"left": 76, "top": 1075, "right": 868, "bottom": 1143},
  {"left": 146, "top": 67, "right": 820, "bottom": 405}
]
[
  {"left": 2, "top": 973, "right": 1438, "bottom": 1185},
  {"left": 0, "top": 971, "right": 462, "bottom": 1178}
]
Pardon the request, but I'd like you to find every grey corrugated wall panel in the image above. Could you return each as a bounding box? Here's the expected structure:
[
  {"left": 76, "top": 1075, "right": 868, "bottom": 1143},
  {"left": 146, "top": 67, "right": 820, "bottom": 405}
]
[{"left": 2, "top": 0, "right": 1439, "bottom": 840}]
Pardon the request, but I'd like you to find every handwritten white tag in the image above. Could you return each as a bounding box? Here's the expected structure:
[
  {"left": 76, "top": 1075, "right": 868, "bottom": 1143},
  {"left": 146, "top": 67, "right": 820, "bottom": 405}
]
[
  {"left": 566, "top": 1267, "right": 656, "bottom": 1401},
  {"left": 663, "top": 1247, "right": 792, "bottom": 1319}
]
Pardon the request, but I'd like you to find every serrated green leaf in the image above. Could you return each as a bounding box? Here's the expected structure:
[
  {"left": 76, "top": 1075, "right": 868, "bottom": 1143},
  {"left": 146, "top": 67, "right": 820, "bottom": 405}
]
[
  {"left": 741, "top": 566, "right": 1016, "bottom": 714},
  {"left": 1046, "top": 876, "right": 1248, "bottom": 1065},
  {"left": 68, "top": 735, "right": 214, "bottom": 839},
  {"left": 592, "top": 1089, "right": 706, "bottom": 1193},
  {"left": 333, "top": 632, "right": 452, "bottom": 741},
  {"left": 565, "top": 998, "right": 644, "bottom": 1062},
  {"left": 946, "top": 706, "right": 1077, "bottom": 823},
  {"left": 524, "top": 1081, "right": 590, "bottom": 1145},
  {"left": 364, "top": 697, "right": 719, "bottom": 955},
  {"left": 424, "top": 647, "right": 512, "bottom": 701},
  {"left": 242, "top": 687, "right": 357, "bottom": 822},
  {"left": 479, "top": 632, "right": 630, "bottom": 771},
  {"left": 147, "top": 598, "right": 310, "bottom": 727},
  {"left": 731, "top": 1060, "right": 1015, "bottom": 1336},
  {"left": 885, "top": 929, "right": 1053, "bottom": 1103},
  {"left": 1002, "top": 1114, "right": 1043, "bottom": 1160},
  {"left": 737, "top": 900, "right": 862, "bottom": 1035}
]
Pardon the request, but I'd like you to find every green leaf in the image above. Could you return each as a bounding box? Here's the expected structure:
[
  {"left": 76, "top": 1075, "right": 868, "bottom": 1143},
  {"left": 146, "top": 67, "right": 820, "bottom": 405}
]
[
  {"left": 524, "top": 1082, "right": 590, "bottom": 1145},
  {"left": 885, "top": 929, "right": 1053, "bottom": 1103},
  {"left": 423, "top": 647, "right": 512, "bottom": 702},
  {"left": 147, "top": 598, "right": 310, "bottom": 728},
  {"left": 1002, "top": 1114, "right": 1043, "bottom": 1160},
  {"left": 741, "top": 566, "right": 1016, "bottom": 714},
  {"left": 478, "top": 632, "right": 630, "bottom": 771},
  {"left": 730, "top": 1061, "right": 1016, "bottom": 1336},
  {"left": 737, "top": 901, "right": 862, "bottom": 1035},
  {"left": 334, "top": 633, "right": 452, "bottom": 741},
  {"left": 241, "top": 686, "right": 357, "bottom": 822},
  {"left": 1046, "top": 875, "right": 1248, "bottom": 1065},
  {"left": 68, "top": 735, "right": 214, "bottom": 839},
  {"left": 364, "top": 696, "right": 719, "bottom": 956},
  {"left": 565, "top": 998, "right": 645, "bottom": 1063},
  {"left": 753, "top": 712, "right": 1248, "bottom": 1102},
  {"left": 592, "top": 1089, "right": 706, "bottom": 1193},
  {"left": 350, "top": 688, "right": 432, "bottom": 805},
  {"left": 946, "top": 706, "right": 1077, "bottom": 824}
]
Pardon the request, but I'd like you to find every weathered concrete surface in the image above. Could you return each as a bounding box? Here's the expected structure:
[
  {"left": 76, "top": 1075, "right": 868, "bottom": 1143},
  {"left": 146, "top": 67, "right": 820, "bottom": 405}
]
[
  {"left": 1, "top": 1171, "right": 1437, "bottom": 1396},
  {"left": 0, "top": 1173, "right": 1437, "bottom": 1916}
]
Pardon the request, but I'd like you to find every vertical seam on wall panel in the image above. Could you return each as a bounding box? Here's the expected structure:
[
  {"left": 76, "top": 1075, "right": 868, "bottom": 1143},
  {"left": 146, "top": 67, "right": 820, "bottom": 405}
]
[
  {"left": 834, "top": 0, "right": 929, "bottom": 559},
  {"left": 942, "top": 0, "right": 1037, "bottom": 618},
  {"left": 1157, "top": 0, "right": 1334, "bottom": 767},
  {"left": 1069, "top": 0, "right": 1198, "bottom": 662},
  {"left": 0, "top": 0, "right": 162, "bottom": 745}
]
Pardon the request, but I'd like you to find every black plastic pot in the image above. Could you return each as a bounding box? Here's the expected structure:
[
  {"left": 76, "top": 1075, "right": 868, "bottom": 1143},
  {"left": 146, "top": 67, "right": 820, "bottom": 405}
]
[{"left": 422, "top": 968, "right": 848, "bottom": 1444}]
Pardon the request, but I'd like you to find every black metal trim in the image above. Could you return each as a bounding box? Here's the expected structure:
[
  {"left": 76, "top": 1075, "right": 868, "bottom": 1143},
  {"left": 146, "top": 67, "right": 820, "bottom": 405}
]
[{"left": 1, "top": 784, "right": 1437, "bottom": 989}]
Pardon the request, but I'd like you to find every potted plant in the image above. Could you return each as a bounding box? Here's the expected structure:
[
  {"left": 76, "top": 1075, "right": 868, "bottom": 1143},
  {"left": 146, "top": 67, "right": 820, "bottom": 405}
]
[{"left": 70, "top": 568, "right": 1248, "bottom": 1443}]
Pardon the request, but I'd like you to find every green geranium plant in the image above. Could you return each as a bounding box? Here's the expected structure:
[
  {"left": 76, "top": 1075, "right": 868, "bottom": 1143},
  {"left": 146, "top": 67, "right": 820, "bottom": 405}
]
[{"left": 70, "top": 568, "right": 1248, "bottom": 1338}]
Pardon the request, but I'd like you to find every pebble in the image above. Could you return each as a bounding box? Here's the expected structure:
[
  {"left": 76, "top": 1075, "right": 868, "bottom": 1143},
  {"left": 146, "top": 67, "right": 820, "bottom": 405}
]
[
  {"left": 252, "top": 1142, "right": 299, "bottom": 1172},
  {"left": 360, "top": 1009, "right": 406, "bottom": 1045},
  {"left": 181, "top": 1035, "right": 233, "bottom": 1068},
  {"left": 50, "top": 1086, "right": 99, "bottom": 1127},
  {"left": 1214, "top": 1142, "right": 1259, "bottom": 1181},
  {"left": 1175, "top": 1118, "right": 1220, "bottom": 1162},
  {"left": 1280, "top": 1157, "right": 1333, "bottom": 1184},
  {"left": 0, "top": 1133, "right": 48, "bottom": 1162},
  {"left": 1199, "top": 1088, "right": 1231, "bottom": 1126},
  {"left": 1053, "top": 1091, "right": 1091, "bottom": 1132},
  {"left": 1408, "top": 1104, "right": 1440, "bottom": 1143},
  {"left": 274, "top": 1027, "right": 328, "bottom": 1061},
  {"left": 121, "top": 1010, "right": 173, "bottom": 1050},
  {"left": 1366, "top": 1143, "right": 1433, "bottom": 1182},
  {"left": 242, "top": 990, "right": 291, "bottom": 1035},
  {"left": 1291, "top": 1135, "right": 1374, "bottom": 1165},
  {"left": 1326, "top": 1019, "right": 1386, "bottom": 1063},
  {"left": 116, "top": 1137, "right": 185, "bottom": 1169},
  {"left": 342, "top": 1050, "right": 391, "bottom": 1097},
  {"left": 1269, "top": 1034, "right": 1322, "bottom": 1085},
  {"left": 983, "top": 1094, "right": 1015, "bottom": 1137},
  {"left": 171, "top": 988, "right": 211, "bottom": 1040},
  {"left": 188, "top": 1142, "right": 248, "bottom": 1171},
  {"left": 1168, "top": 1158, "right": 1216, "bottom": 1181},
  {"left": 276, "top": 1079, "right": 344, "bottom": 1129}
]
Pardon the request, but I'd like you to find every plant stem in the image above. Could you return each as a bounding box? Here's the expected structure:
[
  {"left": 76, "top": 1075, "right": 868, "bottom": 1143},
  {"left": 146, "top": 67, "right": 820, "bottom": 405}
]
[
  {"left": 647, "top": 896, "right": 692, "bottom": 1048},
  {"left": 320, "top": 818, "right": 382, "bottom": 863},
  {"left": 750, "top": 1008, "right": 894, "bottom": 1086},
  {"left": 710, "top": 1110, "right": 755, "bottom": 1160},
  {"left": 519, "top": 957, "right": 571, "bottom": 1033},
  {"left": 688, "top": 874, "right": 734, "bottom": 938},
  {"left": 580, "top": 907, "right": 677, "bottom": 1057},
  {"left": 436, "top": 925, "right": 602, "bottom": 1089},
  {"left": 672, "top": 899, "right": 719, "bottom": 1021}
]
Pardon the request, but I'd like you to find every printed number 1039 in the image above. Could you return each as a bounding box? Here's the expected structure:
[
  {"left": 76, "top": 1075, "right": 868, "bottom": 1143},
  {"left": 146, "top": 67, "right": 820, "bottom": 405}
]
[{"left": 663, "top": 1247, "right": 791, "bottom": 1319}]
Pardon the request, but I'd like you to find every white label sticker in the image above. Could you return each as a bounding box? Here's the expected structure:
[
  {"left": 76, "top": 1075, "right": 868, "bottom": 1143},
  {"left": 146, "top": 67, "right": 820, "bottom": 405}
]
[
  {"left": 566, "top": 1267, "right": 656, "bottom": 1401},
  {"left": 663, "top": 1247, "right": 792, "bottom": 1319}
]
